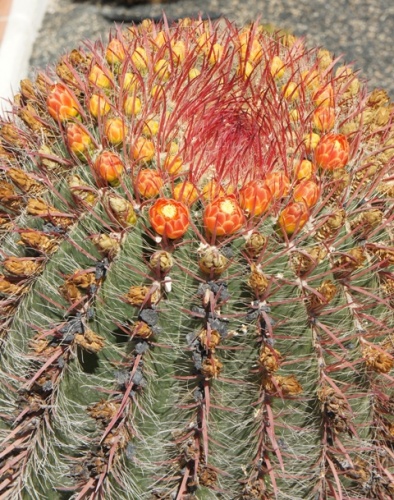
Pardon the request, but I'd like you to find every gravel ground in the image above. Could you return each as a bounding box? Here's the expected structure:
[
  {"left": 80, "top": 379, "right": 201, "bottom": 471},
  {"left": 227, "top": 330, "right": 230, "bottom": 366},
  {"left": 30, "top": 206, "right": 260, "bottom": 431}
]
[{"left": 30, "top": 0, "right": 394, "bottom": 96}]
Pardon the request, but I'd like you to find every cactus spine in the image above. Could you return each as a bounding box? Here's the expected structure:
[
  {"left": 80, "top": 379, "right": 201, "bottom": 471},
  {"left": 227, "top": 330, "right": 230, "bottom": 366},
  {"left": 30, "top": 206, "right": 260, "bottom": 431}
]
[{"left": 0, "top": 16, "right": 393, "bottom": 499}]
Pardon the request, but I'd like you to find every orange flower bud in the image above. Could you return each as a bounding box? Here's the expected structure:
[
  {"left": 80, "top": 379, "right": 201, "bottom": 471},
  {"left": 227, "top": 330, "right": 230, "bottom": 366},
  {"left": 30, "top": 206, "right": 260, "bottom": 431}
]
[
  {"left": 105, "top": 117, "right": 128, "bottom": 146},
  {"left": 163, "top": 154, "right": 183, "bottom": 175},
  {"left": 46, "top": 83, "right": 80, "bottom": 122},
  {"left": 89, "top": 93, "right": 111, "bottom": 118},
  {"left": 239, "top": 180, "right": 272, "bottom": 216},
  {"left": 270, "top": 55, "right": 285, "bottom": 78},
  {"left": 106, "top": 38, "right": 126, "bottom": 65},
  {"left": 264, "top": 172, "right": 290, "bottom": 199},
  {"left": 88, "top": 65, "right": 113, "bottom": 89},
  {"left": 314, "top": 133, "right": 350, "bottom": 171},
  {"left": 171, "top": 40, "right": 186, "bottom": 65},
  {"left": 132, "top": 137, "right": 155, "bottom": 162},
  {"left": 94, "top": 151, "right": 124, "bottom": 185},
  {"left": 278, "top": 202, "right": 309, "bottom": 235},
  {"left": 136, "top": 169, "right": 163, "bottom": 198},
  {"left": 66, "top": 123, "right": 94, "bottom": 159},
  {"left": 293, "top": 180, "right": 321, "bottom": 208},
  {"left": 313, "top": 107, "right": 335, "bottom": 132},
  {"left": 313, "top": 84, "right": 334, "bottom": 107},
  {"left": 173, "top": 180, "right": 199, "bottom": 206},
  {"left": 201, "top": 180, "right": 226, "bottom": 201},
  {"left": 204, "top": 196, "right": 245, "bottom": 236},
  {"left": 293, "top": 159, "right": 315, "bottom": 180},
  {"left": 124, "top": 95, "right": 142, "bottom": 116},
  {"left": 131, "top": 46, "right": 149, "bottom": 72},
  {"left": 149, "top": 198, "right": 189, "bottom": 239}
]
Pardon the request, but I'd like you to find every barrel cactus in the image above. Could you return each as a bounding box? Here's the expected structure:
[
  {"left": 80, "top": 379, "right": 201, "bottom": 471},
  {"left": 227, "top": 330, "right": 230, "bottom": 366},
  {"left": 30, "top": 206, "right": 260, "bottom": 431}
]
[{"left": 0, "top": 16, "right": 393, "bottom": 499}]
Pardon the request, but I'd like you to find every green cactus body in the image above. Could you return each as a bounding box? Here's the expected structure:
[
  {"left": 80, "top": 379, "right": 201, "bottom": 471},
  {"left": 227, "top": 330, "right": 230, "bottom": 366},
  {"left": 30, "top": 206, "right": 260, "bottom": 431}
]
[{"left": 0, "top": 17, "right": 393, "bottom": 499}]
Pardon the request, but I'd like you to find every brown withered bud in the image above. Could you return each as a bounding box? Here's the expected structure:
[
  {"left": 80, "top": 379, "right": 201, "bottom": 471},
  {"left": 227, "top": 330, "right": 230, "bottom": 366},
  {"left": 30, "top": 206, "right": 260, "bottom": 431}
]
[
  {"left": 67, "top": 270, "right": 96, "bottom": 289},
  {"left": 18, "top": 230, "right": 59, "bottom": 254},
  {"left": 259, "top": 345, "right": 283, "bottom": 373},
  {"left": 3, "top": 257, "right": 41, "bottom": 277},
  {"left": 130, "top": 321, "right": 154, "bottom": 339},
  {"left": 318, "top": 386, "right": 350, "bottom": 434},
  {"left": 248, "top": 264, "right": 269, "bottom": 296},
  {"left": 198, "top": 329, "right": 221, "bottom": 351},
  {"left": 0, "top": 275, "right": 25, "bottom": 295},
  {"left": 0, "top": 123, "right": 27, "bottom": 148},
  {"left": 344, "top": 457, "right": 371, "bottom": 484},
  {"left": 332, "top": 247, "right": 366, "bottom": 279},
  {"left": 30, "top": 338, "right": 51, "bottom": 354},
  {"left": 309, "top": 280, "right": 337, "bottom": 310},
  {"left": 377, "top": 179, "right": 394, "bottom": 198},
  {"left": 380, "top": 274, "right": 394, "bottom": 306},
  {"left": 316, "top": 209, "right": 346, "bottom": 240},
  {"left": 75, "top": 329, "right": 105, "bottom": 354},
  {"left": 56, "top": 58, "right": 82, "bottom": 95},
  {"left": 60, "top": 281, "right": 82, "bottom": 303},
  {"left": 26, "top": 198, "right": 53, "bottom": 216},
  {"left": 180, "top": 439, "right": 199, "bottom": 463},
  {"left": 198, "top": 246, "right": 228, "bottom": 276},
  {"left": 201, "top": 356, "right": 223, "bottom": 379},
  {"left": 198, "top": 467, "right": 218, "bottom": 487},
  {"left": 0, "top": 181, "right": 23, "bottom": 211},
  {"left": 377, "top": 137, "right": 394, "bottom": 163},
  {"left": 20, "top": 78, "right": 38, "bottom": 101},
  {"left": 331, "top": 168, "right": 351, "bottom": 197},
  {"left": 107, "top": 193, "right": 137, "bottom": 227},
  {"left": 0, "top": 213, "right": 12, "bottom": 230},
  {"left": 69, "top": 49, "right": 92, "bottom": 71},
  {"left": 35, "top": 72, "right": 52, "bottom": 94},
  {"left": 18, "top": 104, "right": 45, "bottom": 133},
  {"left": 0, "top": 143, "right": 15, "bottom": 161},
  {"left": 68, "top": 174, "right": 97, "bottom": 206},
  {"left": 290, "top": 245, "right": 327, "bottom": 275},
  {"left": 93, "top": 233, "right": 122, "bottom": 257},
  {"left": 125, "top": 285, "right": 160, "bottom": 307},
  {"left": 367, "top": 88, "right": 390, "bottom": 108},
  {"left": 26, "top": 198, "right": 74, "bottom": 227},
  {"left": 244, "top": 232, "right": 267, "bottom": 258},
  {"left": 88, "top": 400, "right": 120, "bottom": 424},
  {"left": 350, "top": 209, "right": 383, "bottom": 240},
  {"left": 367, "top": 243, "right": 394, "bottom": 265},
  {"left": 362, "top": 344, "right": 394, "bottom": 373},
  {"left": 8, "top": 167, "right": 42, "bottom": 194},
  {"left": 149, "top": 250, "right": 174, "bottom": 274},
  {"left": 263, "top": 374, "right": 303, "bottom": 396},
  {"left": 373, "top": 105, "right": 392, "bottom": 128},
  {"left": 39, "top": 145, "right": 64, "bottom": 171}
]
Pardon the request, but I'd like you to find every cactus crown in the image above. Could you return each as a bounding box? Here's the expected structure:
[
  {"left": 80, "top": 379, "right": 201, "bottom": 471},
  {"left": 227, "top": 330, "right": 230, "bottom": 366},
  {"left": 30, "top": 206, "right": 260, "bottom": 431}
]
[{"left": 0, "top": 16, "right": 393, "bottom": 499}]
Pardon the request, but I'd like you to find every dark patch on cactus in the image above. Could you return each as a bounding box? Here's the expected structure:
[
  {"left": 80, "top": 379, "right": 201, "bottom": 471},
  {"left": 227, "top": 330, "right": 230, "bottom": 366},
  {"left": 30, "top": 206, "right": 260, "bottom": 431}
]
[{"left": 0, "top": 15, "right": 393, "bottom": 500}]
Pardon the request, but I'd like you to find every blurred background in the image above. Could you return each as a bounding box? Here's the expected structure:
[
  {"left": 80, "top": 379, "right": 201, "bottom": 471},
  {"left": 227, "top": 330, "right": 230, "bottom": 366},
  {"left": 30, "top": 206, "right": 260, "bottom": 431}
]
[{"left": 1, "top": 0, "right": 394, "bottom": 109}]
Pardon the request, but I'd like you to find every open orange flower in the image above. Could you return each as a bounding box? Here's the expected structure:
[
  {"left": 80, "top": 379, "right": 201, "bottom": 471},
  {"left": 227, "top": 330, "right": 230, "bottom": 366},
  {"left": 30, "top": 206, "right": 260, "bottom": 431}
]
[
  {"left": 204, "top": 196, "right": 245, "bottom": 236},
  {"left": 293, "top": 180, "right": 321, "bottom": 208},
  {"left": 149, "top": 198, "right": 190, "bottom": 239},
  {"left": 47, "top": 83, "right": 80, "bottom": 122},
  {"left": 278, "top": 202, "right": 309, "bottom": 235},
  {"left": 314, "top": 133, "right": 349, "bottom": 171},
  {"left": 94, "top": 151, "right": 124, "bottom": 185},
  {"left": 239, "top": 180, "right": 272, "bottom": 216}
]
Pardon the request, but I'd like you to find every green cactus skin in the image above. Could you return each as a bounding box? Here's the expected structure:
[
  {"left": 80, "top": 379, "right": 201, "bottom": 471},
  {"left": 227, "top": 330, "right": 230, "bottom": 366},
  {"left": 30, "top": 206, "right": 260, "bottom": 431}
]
[{"left": 0, "top": 16, "right": 393, "bottom": 500}]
